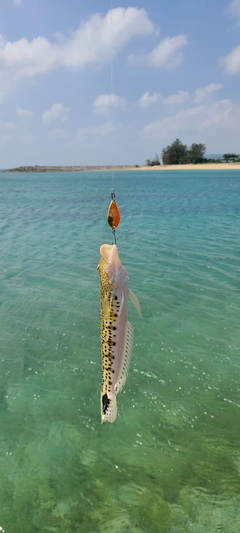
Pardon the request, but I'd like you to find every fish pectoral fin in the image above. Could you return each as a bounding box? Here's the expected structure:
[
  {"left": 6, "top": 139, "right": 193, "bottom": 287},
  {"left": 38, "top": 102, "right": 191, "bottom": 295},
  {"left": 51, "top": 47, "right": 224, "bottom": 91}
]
[
  {"left": 114, "top": 321, "right": 134, "bottom": 395},
  {"left": 128, "top": 288, "right": 142, "bottom": 317}
]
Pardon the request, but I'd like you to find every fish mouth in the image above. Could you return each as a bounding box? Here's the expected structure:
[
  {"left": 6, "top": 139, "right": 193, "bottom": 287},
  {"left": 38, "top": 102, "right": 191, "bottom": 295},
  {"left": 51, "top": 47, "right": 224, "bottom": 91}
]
[
  {"left": 100, "top": 244, "right": 122, "bottom": 269},
  {"left": 100, "top": 244, "right": 114, "bottom": 261}
]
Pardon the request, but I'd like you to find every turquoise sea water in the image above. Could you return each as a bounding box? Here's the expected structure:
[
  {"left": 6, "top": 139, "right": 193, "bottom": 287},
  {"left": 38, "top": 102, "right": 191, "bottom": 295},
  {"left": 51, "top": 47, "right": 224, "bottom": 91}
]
[{"left": 0, "top": 169, "right": 240, "bottom": 533}]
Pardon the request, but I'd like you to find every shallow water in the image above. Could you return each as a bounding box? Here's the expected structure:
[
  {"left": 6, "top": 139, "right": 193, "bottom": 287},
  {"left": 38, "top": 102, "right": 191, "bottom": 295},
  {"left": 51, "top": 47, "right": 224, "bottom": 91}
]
[{"left": 0, "top": 170, "right": 240, "bottom": 533}]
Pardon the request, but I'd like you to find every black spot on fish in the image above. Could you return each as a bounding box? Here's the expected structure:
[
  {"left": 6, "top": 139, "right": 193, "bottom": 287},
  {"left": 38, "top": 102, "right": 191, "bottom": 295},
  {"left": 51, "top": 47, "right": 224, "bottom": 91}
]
[
  {"left": 102, "top": 393, "right": 110, "bottom": 415},
  {"left": 114, "top": 296, "right": 118, "bottom": 300}
]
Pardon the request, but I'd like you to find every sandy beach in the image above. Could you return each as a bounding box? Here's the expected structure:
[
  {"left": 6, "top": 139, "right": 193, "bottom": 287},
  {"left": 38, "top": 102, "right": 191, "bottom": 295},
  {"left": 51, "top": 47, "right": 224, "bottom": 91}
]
[{"left": 130, "top": 163, "right": 240, "bottom": 171}]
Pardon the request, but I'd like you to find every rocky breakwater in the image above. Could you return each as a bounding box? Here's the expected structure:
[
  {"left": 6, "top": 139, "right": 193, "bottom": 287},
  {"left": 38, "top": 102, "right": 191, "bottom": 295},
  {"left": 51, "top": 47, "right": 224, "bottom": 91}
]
[{"left": 3, "top": 165, "right": 133, "bottom": 172}]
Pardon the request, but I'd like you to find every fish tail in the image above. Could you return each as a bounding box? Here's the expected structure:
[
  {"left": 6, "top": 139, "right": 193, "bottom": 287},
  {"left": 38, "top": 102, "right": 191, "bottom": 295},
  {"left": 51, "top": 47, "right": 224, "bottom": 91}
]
[{"left": 101, "top": 391, "right": 118, "bottom": 423}]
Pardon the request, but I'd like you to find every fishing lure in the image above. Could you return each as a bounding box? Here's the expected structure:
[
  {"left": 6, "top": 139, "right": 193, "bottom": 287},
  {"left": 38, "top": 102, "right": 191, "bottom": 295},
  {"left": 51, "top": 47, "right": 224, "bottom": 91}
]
[{"left": 107, "top": 199, "right": 120, "bottom": 231}]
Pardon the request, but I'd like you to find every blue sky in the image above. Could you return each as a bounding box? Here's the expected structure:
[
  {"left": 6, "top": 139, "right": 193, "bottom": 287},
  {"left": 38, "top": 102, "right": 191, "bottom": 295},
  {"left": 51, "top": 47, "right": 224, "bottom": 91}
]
[{"left": 0, "top": 0, "right": 240, "bottom": 166}]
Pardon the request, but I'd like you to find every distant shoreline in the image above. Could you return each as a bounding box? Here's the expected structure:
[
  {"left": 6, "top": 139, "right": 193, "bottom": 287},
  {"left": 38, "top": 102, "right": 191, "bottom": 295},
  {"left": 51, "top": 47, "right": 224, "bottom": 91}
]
[
  {"left": 2, "top": 163, "right": 240, "bottom": 173},
  {"left": 2, "top": 165, "right": 132, "bottom": 173}
]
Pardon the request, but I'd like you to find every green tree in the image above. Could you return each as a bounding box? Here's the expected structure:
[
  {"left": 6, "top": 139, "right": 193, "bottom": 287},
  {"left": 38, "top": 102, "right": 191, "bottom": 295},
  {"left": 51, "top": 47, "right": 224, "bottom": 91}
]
[
  {"left": 222, "top": 153, "right": 239, "bottom": 162},
  {"left": 187, "top": 143, "right": 206, "bottom": 163},
  {"left": 162, "top": 139, "right": 188, "bottom": 165}
]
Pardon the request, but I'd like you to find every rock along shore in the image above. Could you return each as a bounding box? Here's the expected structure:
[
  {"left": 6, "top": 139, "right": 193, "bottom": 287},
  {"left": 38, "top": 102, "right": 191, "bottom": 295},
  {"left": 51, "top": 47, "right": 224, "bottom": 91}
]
[{"left": 3, "top": 165, "right": 135, "bottom": 173}]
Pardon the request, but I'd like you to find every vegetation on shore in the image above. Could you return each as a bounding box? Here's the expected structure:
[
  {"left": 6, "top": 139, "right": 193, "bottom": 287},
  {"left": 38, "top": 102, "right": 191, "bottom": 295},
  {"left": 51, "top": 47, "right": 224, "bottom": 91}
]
[
  {"left": 146, "top": 139, "right": 240, "bottom": 166},
  {"left": 145, "top": 154, "right": 161, "bottom": 167}
]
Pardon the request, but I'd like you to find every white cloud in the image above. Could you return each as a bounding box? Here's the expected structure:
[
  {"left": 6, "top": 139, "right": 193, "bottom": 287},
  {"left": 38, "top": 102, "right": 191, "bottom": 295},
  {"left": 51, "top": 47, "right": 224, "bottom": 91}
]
[
  {"left": 139, "top": 84, "right": 219, "bottom": 110},
  {"left": 163, "top": 90, "right": 189, "bottom": 105},
  {"left": 138, "top": 92, "right": 161, "bottom": 108},
  {"left": 42, "top": 104, "right": 70, "bottom": 124},
  {"left": 194, "top": 83, "right": 222, "bottom": 103},
  {"left": 228, "top": 0, "right": 240, "bottom": 22},
  {"left": 13, "top": 0, "right": 21, "bottom": 4},
  {"left": 220, "top": 46, "right": 240, "bottom": 75},
  {"left": 141, "top": 99, "right": 240, "bottom": 151},
  {"left": 138, "top": 89, "right": 189, "bottom": 108},
  {"left": 0, "top": 8, "right": 154, "bottom": 101},
  {"left": 17, "top": 107, "right": 33, "bottom": 117},
  {"left": 142, "top": 100, "right": 230, "bottom": 138},
  {"left": 93, "top": 94, "right": 127, "bottom": 114},
  {"left": 78, "top": 121, "right": 119, "bottom": 141},
  {"left": 128, "top": 34, "right": 187, "bottom": 68}
]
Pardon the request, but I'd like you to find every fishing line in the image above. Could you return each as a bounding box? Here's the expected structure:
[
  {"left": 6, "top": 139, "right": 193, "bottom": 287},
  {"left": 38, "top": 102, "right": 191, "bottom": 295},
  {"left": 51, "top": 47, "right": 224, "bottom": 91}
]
[
  {"left": 110, "top": 0, "right": 115, "bottom": 193},
  {"left": 107, "top": 0, "right": 120, "bottom": 245}
]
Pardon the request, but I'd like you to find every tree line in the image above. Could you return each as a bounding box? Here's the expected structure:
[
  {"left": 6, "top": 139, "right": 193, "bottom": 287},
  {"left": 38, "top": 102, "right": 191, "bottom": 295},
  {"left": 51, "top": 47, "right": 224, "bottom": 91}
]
[{"left": 146, "top": 139, "right": 240, "bottom": 166}]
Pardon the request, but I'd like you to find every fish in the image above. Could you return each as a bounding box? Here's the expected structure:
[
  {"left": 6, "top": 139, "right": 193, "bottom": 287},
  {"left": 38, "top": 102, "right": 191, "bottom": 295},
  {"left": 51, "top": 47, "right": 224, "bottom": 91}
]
[{"left": 97, "top": 244, "right": 141, "bottom": 423}]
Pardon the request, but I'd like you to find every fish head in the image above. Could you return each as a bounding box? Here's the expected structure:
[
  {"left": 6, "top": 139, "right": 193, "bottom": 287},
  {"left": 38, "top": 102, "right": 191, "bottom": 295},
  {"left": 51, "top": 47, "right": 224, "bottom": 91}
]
[{"left": 100, "top": 244, "right": 127, "bottom": 289}]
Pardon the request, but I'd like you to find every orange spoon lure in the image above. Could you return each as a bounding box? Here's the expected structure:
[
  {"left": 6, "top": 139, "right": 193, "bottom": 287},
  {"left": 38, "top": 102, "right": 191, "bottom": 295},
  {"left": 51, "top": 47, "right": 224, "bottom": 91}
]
[{"left": 107, "top": 199, "right": 120, "bottom": 231}]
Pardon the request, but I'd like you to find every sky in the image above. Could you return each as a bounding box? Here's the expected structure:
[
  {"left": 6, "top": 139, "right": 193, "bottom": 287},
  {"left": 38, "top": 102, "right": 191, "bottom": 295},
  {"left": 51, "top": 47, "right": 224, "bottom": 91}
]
[{"left": 0, "top": 0, "right": 240, "bottom": 167}]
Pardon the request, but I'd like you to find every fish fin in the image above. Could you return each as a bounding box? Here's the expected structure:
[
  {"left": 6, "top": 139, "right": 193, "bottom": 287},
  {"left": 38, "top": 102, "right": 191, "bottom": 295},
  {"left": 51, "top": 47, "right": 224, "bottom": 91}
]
[
  {"left": 128, "top": 288, "right": 142, "bottom": 317},
  {"left": 114, "top": 321, "right": 134, "bottom": 395},
  {"left": 101, "top": 392, "right": 118, "bottom": 423}
]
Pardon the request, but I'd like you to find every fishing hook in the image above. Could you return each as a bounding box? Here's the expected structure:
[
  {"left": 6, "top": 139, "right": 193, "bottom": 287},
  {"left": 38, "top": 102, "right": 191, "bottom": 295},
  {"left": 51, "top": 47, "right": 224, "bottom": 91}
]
[
  {"left": 112, "top": 228, "right": 116, "bottom": 245},
  {"left": 111, "top": 188, "right": 115, "bottom": 201}
]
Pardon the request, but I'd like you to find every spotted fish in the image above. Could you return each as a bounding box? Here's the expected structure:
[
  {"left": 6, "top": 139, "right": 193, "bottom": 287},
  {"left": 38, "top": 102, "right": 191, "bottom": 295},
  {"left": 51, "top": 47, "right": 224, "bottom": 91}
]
[{"left": 97, "top": 244, "right": 141, "bottom": 423}]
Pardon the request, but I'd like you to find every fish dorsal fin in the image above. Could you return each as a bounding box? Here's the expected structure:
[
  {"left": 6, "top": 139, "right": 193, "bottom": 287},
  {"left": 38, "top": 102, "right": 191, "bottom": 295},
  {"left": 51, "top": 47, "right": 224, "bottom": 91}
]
[
  {"left": 128, "top": 288, "right": 142, "bottom": 317},
  {"left": 114, "top": 321, "right": 134, "bottom": 395}
]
